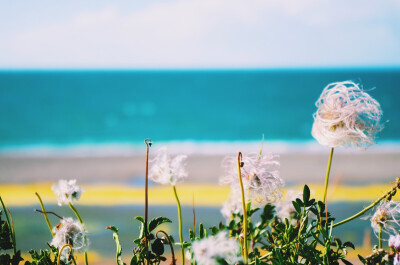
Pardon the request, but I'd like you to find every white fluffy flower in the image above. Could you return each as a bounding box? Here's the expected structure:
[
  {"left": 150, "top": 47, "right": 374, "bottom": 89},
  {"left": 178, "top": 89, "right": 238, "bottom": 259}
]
[
  {"left": 221, "top": 153, "right": 284, "bottom": 204},
  {"left": 395, "top": 254, "right": 400, "bottom": 265},
  {"left": 149, "top": 147, "right": 188, "bottom": 186},
  {"left": 191, "top": 231, "right": 242, "bottom": 265},
  {"left": 275, "top": 190, "right": 303, "bottom": 224},
  {"left": 312, "top": 81, "right": 383, "bottom": 149},
  {"left": 52, "top": 179, "right": 84, "bottom": 206},
  {"left": 51, "top": 217, "right": 89, "bottom": 259},
  {"left": 368, "top": 201, "right": 400, "bottom": 236},
  {"left": 389, "top": 235, "right": 400, "bottom": 251}
]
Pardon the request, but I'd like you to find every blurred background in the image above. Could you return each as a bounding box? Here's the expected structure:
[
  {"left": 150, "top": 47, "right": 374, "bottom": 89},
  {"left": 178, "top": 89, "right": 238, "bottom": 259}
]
[{"left": 1, "top": 1, "right": 400, "bottom": 264}]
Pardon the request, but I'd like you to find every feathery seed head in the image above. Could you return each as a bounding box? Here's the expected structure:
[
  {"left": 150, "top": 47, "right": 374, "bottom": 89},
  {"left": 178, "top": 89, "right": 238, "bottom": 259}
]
[
  {"left": 149, "top": 147, "right": 188, "bottom": 186},
  {"left": 312, "top": 81, "right": 383, "bottom": 149},
  {"left": 52, "top": 179, "right": 83, "bottom": 206}
]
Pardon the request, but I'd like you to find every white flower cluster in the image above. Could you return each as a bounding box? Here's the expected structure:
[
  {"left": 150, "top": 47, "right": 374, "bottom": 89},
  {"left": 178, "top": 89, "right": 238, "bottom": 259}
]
[
  {"left": 191, "top": 231, "right": 242, "bottom": 265},
  {"left": 52, "top": 179, "right": 84, "bottom": 206},
  {"left": 275, "top": 190, "right": 303, "bottom": 225},
  {"left": 149, "top": 147, "right": 188, "bottom": 186},
  {"left": 51, "top": 217, "right": 89, "bottom": 260},
  {"left": 369, "top": 201, "right": 400, "bottom": 236},
  {"left": 221, "top": 153, "right": 284, "bottom": 206},
  {"left": 312, "top": 81, "right": 383, "bottom": 149}
]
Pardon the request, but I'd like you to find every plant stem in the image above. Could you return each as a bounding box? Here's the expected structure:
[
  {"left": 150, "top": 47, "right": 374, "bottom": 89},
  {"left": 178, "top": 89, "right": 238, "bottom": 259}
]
[
  {"left": 35, "top": 192, "right": 54, "bottom": 237},
  {"left": 57, "top": 244, "right": 72, "bottom": 265},
  {"left": 144, "top": 139, "right": 151, "bottom": 265},
  {"left": 0, "top": 196, "right": 16, "bottom": 255},
  {"left": 322, "top": 147, "right": 334, "bottom": 204},
  {"left": 172, "top": 185, "right": 185, "bottom": 265},
  {"left": 378, "top": 224, "right": 383, "bottom": 249},
  {"left": 333, "top": 182, "right": 398, "bottom": 227},
  {"left": 237, "top": 152, "right": 248, "bottom": 264},
  {"left": 68, "top": 202, "right": 88, "bottom": 265}
]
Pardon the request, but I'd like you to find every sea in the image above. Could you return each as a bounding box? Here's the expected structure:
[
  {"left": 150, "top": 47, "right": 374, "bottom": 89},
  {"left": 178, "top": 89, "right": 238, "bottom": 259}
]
[
  {"left": 0, "top": 68, "right": 400, "bottom": 156},
  {"left": 1, "top": 69, "right": 399, "bottom": 258}
]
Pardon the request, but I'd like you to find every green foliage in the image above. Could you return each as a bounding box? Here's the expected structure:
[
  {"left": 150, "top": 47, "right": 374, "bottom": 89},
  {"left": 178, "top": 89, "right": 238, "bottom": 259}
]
[
  {"left": 186, "top": 185, "right": 356, "bottom": 265},
  {"left": 109, "top": 216, "right": 172, "bottom": 265},
  {"left": 24, "top": 247, "right": 63, "bottom": 265}
]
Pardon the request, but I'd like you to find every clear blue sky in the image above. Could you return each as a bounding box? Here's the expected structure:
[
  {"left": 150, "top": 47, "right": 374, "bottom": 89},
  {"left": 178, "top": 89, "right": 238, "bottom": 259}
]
[{"left": 1, "top": 0, "right": 399, "bottom": 69}]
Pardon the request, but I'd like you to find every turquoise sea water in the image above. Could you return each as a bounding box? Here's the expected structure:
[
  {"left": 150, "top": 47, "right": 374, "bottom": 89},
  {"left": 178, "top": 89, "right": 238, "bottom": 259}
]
[{"left": 0, "top": 69, "right": 399, "bottom": 150}]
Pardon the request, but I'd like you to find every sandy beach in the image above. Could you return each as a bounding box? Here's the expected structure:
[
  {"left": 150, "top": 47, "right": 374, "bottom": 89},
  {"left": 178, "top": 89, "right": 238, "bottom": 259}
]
[{"left": 1, "top": 152, "right": 399, "bottom": 185}]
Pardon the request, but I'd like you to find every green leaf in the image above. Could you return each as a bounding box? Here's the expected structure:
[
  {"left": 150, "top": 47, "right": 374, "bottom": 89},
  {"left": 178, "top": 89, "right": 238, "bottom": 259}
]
[
  {"left": 341, "top": 258, "right": 353, "bottom": 265},
  {"left": 151, "top": 238, "right": 164, "bottom": 256},
  {"left": 260, "top": 204, "right": 275, "bottom": 223},
  {"left": 135, "top": 216, "right": 145, "bottom": 224},
  {"left": 303, "top": 185, "right": 310, "bottom": 204},
  {"left": 107, "top": 226, "right": 126, "bottom": 265},
  {"left": 148, "top": 217, "right": 171, "bottom": 232}
]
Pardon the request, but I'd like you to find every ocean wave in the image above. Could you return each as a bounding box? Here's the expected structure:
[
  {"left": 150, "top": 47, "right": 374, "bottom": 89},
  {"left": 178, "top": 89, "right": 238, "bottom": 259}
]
[{"left": 1, "top": 140, "right": 400, "bottom": 157}]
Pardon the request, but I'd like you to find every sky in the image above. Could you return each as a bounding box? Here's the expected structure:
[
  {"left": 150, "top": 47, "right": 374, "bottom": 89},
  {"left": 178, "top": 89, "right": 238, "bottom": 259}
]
[{"left": 1, "top": 0, "right": 400, "bottom": 69}]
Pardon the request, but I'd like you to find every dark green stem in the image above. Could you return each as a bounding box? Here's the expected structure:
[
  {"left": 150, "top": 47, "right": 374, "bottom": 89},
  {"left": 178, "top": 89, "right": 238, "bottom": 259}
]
[{"left": 0, "top": 196, "right": 16, "bottom": 255}]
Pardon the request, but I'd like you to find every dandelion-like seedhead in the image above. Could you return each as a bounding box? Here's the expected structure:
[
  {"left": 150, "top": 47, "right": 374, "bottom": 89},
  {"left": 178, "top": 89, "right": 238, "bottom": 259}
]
[
  {"left": 221, "top": 153, "right": 284, "bottom": 204},
  {"left": 52, "top": 179, "right": 83, "bottom": 206},
  {"left": 51, "top": 217, "right": 89, "bottom": 260},
  {"left": 312, "top": 81, "right": 383, "bottom": 149},
  {"left": 191, "top": 231, "right": 242, "bottom": 265},
  {"left": 368, "top": 201, "right": 400, "bottom": 236},
  {"left": 275, "top": 190, "right": 303, "bottom": 225},
  {"left": 149, "top": 147, "right": 188, "bottom": 186},
  {"left": 389, "top": 235, "right": 400, "bottom": 251}
]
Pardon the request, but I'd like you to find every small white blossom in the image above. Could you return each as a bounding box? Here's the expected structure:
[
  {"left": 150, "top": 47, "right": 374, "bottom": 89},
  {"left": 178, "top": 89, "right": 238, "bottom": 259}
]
[
  {"left": 221, "top": 189, "right": 243, "bottom": 222},
  {"left": 312, "top": 81, "right": 383, "bottom": 149},
  {"left": 275, "top": 190, "right": 303, "bottom": 224},
  {"left": 52, "top": 179, "right": 84, "bottom": 206},
  {"left": 191, "top": 231, "right": 242, "bottom": 265},
  {"left": 51, "top": 217, "right": 89, "bottom": 260},
  {"left": 389, "top": 235, "right": 400, "bottom": 251},
  {"left": 367, "top": 201, "right": 400, "bottom": 236},
  {"left": 149, "top": 147, "right": 188, "bottom": 186},
  {"left": 395, "top": 254, "right": 400, "bottom": 265},
  {"left": 221, "top": 153, "right": 284, "bottom": 205}
]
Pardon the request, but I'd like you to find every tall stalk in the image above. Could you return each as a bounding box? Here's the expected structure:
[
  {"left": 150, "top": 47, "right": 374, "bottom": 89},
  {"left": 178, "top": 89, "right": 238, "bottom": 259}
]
[
  {"left": 237, "top": 152, "right": 248, "bottom": 264},
  {"left": 322, "top": 147, "right": 334, "bottom": 204},
  {"left": 144, "top": 138, "right": 152, "bottom": 264},
  {"left": 172, "top": 185, "right": 185, "bottom": 265}
]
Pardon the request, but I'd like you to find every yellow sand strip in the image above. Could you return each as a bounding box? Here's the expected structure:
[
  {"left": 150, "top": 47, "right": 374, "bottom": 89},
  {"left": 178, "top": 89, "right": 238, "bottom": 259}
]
[{"left": 0, "top": 182, "right": 399, "bottom": 207}]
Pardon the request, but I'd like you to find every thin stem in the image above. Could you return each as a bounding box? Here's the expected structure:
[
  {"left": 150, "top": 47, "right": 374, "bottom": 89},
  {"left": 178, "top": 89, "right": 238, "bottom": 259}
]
[
  {"left": 322, "top": 147, "right": 334, "bottom": 204},
  {"left": 172, "top": 185, "right": 185, "bottom": 265},
  {"left": 378, "top": 224, "right": 383, "bottom": 249},
  {"left": 156, "top": 230, "right": 176, "bottom": 265},
  {"left": 192, "top": 192, "right": 196, "bottom": 237},
  {"left": 57, "top": 244, "right": 72, "bottom": 265},
  {"left": 68, "top": 203, "right": 88, "bottom": 265},
  {"left": 144, "top": 138, "right": 152, "bottom": 264},
  {"left": 333, "top": 181, "right": 399, "bottom": 227},
  {"left": 35, "top": 209, "right": 63, "bottom": 220},
  {"left": 35, "top": 193, "right": 55, "bottom": 237},
  {"left": 0, "top": 196, "right": 16, "bottom": 255},
  {"left": 237, "top": 152, "right": 248, "bottom": 264}
]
